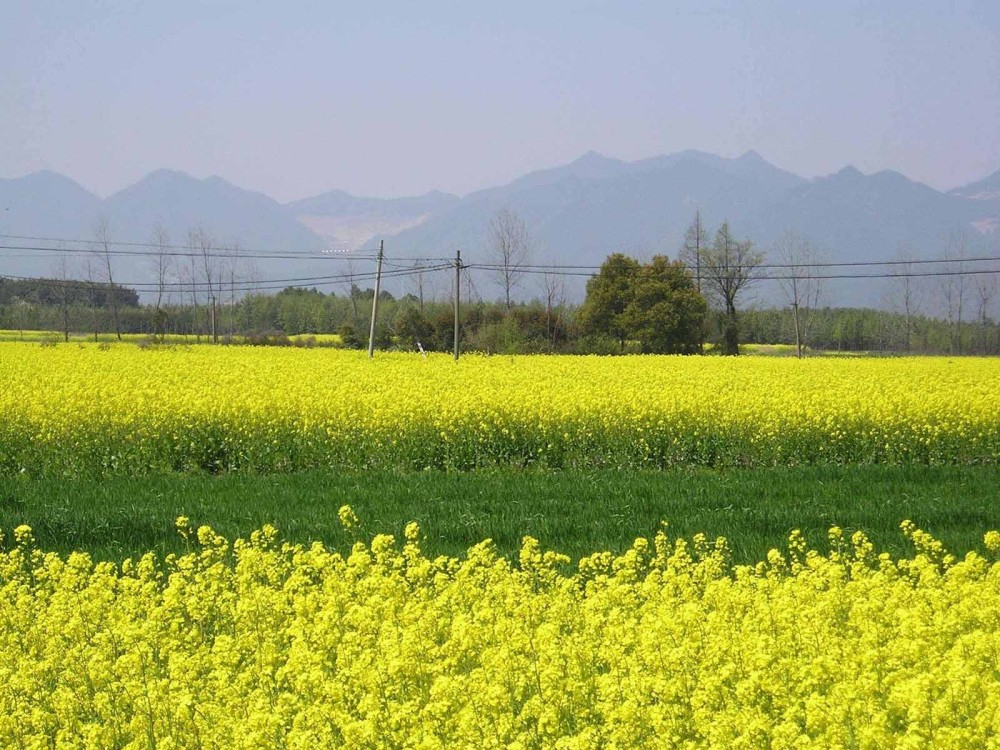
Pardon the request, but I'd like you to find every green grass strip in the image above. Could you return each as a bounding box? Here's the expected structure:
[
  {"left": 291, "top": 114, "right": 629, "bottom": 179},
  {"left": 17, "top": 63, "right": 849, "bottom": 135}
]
[{"left": 1, "top": 465, "right": 997, "bottom": 563}]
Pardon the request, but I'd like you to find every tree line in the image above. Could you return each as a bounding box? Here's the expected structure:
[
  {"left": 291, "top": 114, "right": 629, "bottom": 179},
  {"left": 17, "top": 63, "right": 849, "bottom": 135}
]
[
  {"left": 5, "top": 275, "right": 999, "bottom": 355},
  {"left": 2, "top": 211, "right": 998, "bottom": 355}
]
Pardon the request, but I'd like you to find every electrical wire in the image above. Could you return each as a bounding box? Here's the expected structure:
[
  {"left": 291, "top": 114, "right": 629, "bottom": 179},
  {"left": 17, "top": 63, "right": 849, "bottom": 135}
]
[{"left": 0, "top": 263, "right": 453, "bottom": 295}]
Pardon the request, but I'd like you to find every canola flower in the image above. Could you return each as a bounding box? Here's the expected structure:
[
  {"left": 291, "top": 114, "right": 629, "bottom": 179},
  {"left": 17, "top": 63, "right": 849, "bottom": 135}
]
[
  {"left": 2, "top": 516, "right": 1000, "bottom": 748},
  {"left": 1, "top": 342, "right": 998, "bottom": 476}
]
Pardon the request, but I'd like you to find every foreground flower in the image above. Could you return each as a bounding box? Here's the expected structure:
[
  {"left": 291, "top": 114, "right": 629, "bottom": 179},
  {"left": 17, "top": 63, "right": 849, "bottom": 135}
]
[{"left": 2, "top": 520, "right": 999, "bottom": 748}]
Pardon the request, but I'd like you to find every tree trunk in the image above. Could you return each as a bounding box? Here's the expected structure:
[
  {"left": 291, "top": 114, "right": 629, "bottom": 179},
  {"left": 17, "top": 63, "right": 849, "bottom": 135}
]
[
  {"left": 722, "top": 304, "right": 739, "bottom": 355},
  {"left": 792, "top": 302, "right": 802, "bottom": 358}
]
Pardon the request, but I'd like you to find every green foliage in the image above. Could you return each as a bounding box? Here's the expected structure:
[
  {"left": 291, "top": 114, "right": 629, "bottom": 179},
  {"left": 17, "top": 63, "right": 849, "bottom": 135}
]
[
  {"left": 4, "top": 268, "right": 998, "bottom": 355},
  {"left": 338, "top": 324, "right": 362, "bottom": 349},
  {"left": 0, "top": 277, "right": 140, "bottom": 308},
  {"left": 740, "top": 307, "right": 1000, "bottom": 355},
  {"left": 394, "top": 306, "right": 435, "bottom": 349},
  {"left": 3, "top": 466, "right": 998, "bottom": 564},
  {"left": 577, "top": 253, "right": 640, "bottom": 351},
  {"left": 621, "top": 256, "right": 707, "bottom": 354},
  {"left": 468, "top": 317, "right": 528, "bottom": 354},
  {"left": 579, "top": 253, "right": 706, "bottom": 353}
]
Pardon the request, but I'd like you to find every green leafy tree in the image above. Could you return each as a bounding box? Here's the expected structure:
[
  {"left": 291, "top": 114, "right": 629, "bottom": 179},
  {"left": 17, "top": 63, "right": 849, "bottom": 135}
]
[
  {"left": 580, "top": 253, "right": 705, "bottom": 354},
  {"left": 620, "top": 256, "right": 706, "bottom": 353},
  {"left": 395, "top": 306, "right": 435, "bottom": 349},
  {"left": 577, "top": 254, "right": 642, "bottom": 352}
]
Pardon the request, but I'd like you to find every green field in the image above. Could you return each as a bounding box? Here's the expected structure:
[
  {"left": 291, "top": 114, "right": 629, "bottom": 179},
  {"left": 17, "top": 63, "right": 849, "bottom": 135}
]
[{"left": 3, "top": 464, "right": 997, "bottom": 563}]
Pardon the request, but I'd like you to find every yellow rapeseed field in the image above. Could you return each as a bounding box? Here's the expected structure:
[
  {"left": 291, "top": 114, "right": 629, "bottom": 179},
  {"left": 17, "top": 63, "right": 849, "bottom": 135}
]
[
  {"left": 1, "top": 342, "right": 998, "bottom": 475},
  {"left": 3, "top": 517, "right": 1000, "bottom": 748}
]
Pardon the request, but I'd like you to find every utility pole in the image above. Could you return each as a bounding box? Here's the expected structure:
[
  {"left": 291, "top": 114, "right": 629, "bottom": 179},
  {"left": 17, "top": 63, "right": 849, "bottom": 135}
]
[
  {"left": 454, "top": 249, "right": 461, "bottom": 361},
  {"left": 368, "top": 240, "right": 384, "bottom": 358}
]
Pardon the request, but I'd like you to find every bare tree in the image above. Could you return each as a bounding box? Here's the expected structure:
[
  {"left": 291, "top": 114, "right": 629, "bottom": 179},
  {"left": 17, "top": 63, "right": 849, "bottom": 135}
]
[
  {"left": 408, "top": 260, "right": 427, "bottom": 313},
  {"left": 538, "top": 271, "right": 566, "bottom": 349},
  {"left": 680, "top": 210, "right": 708, "bottom": 294},
  {"left": 224, "top": 242, "right": 242, "bottom": 337},
  {"left": 244, "top": 257, "right": 261, "bottom": 297},
  {"left": 938, "top": 232, "right": 970, "bottom": 354},
  {"left": 191, "top": 228, "right": 220, "bottom": 342},
  {"left": 81, "top": 254, "right": 101, "bottom": 341},
  {"left": 701, "top": 222, "right": 765, "bottom": 355},
  {"left": 180, "top": 242, "right": 200, "bottom": 341},
  {"left": 973, "top": 251, "right": 998, "bottom": 354},
  {"left": 52, "top": 254, "right": 73, "bottom": 342},
  {"left": 680, "top": 211, "right": 710, "bottom": 351},
  {"left": 774, "top": 231, "right": 822, "bottom": 357},
  {"left": 487, "top": 208, "right": 531, "bottom": 310},
  {"left": 150, "top": 223, "right": 172, "bottom": 339},
  {"left": 888, "top": 244, "right": 923, "bottom": 353},
  {"left": 464, "top": 264, "right": 482, "bottom": 304},
  {"left": 92, "top": 216, "right": 122, "bottom": 340},
  {"left": 341, "top": 255, "right": 361, "bottom": 328}
]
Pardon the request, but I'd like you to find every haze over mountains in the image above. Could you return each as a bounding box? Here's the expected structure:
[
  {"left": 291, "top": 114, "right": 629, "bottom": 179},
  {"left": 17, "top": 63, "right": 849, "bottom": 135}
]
[{"left": 1, "top": 150, "right": 998, "bottom": 305}]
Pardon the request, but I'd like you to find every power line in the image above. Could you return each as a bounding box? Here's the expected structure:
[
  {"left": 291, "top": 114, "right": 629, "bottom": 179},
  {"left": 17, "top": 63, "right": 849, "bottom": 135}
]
[
  {"left": 7, "top": 232, "right": 996, "bottom": 273},
  {"left": 0, "top": 232, "right": 375, "bottom": 259},
  {"left": 0, "top": 241, "right": 377, "bottom": 262},
  {"left": 471, "top": 253, "right": 1000, "bottom": 272},
  {"left": 4, "top": 257, "right": 996, "bottom": 296},
  {"left": 0, "top": 234, "right": 454, "bottom": 263},
  {"left": 1, "top": 263, "right": 453, "bottom": 296},
  {"left": 464, "top": 263, "right": 1000, "bottom": 282}
]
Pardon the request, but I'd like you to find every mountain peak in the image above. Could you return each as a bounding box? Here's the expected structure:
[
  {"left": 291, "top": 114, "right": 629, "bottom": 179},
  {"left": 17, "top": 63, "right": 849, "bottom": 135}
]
[
  {"left": 950, "top": 166, "right": 1000, "bottom": 199},
  {"left": 570, "top": 150, "right": 617, "bottom": 167},
  {"left": 27, "top": 169, "right": 66, "bottom": 180},
  {"left": 138, "top": 168, "right": 199, "bottom": 185},
  {"left": 11, "top": 169, "right": 90, "bottom": 189},
  {"left": 736, "top": 149, "right": 765, "bottom": 163},
  {"left": 1, "top": 170, "right": 101, "bottom": 205},
  {"left": 833, "top": 165, "right": 865, "bottom": 179}
]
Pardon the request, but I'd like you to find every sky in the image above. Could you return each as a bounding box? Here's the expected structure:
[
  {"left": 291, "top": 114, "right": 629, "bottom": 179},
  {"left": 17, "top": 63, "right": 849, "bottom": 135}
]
[{"left": 3, "top": 0, "right": 999, "bottom": 202}]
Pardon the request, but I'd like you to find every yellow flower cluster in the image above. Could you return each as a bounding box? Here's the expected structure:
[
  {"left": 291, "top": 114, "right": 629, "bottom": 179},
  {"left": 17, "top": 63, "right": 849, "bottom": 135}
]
[
  {"left": 1, "top": 343, "right": 997, "bottom": 476},
  {"left": 2, "top": 518, "right": 1000, "bottom": 748}
]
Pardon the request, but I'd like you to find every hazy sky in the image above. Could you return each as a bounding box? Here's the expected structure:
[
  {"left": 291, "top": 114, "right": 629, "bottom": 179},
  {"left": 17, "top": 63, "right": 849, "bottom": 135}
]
[{"left": 3, "top": 0, "right": 999, "bottom": 202}]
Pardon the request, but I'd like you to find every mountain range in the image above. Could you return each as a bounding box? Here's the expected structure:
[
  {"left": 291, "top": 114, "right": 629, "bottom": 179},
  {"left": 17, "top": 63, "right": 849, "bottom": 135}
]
[{"left": 1, "top": 151, "right": 998, "bottom": 305}]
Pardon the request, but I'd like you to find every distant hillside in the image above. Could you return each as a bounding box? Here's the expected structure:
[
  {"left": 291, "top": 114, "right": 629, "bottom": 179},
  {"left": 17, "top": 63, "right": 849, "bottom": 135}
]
[
  {"left": 949, "top": 168, "right": 1000, "bottom": 234},
  {"left": 0, "top": 172, "right": 104, "bottom": 279},
  {"left": 951, "top": 168, "right": 1000, "bottom": 201},
  {"left": 380, "top": 153, "right": 1000, "bottom": 306},
  {"left": 380, "top": 150, "right": 806, "bottom": 266},
  {"left": 286, "top": 189, "right": 459, "bottom": 252},
  {"left": 103, "top": 170, "right": 327, "bottom": 253},
  {"left": 0, "top": 170, "right": 334, "bottom": 294},
  {"left": 2, "top": 154, "right": 998, "bottom": 308}
]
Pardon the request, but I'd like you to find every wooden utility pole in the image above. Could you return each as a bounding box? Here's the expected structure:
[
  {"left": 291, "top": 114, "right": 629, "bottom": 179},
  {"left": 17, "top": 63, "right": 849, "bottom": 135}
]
[
  {"left": 368, "top": 240, "right": 384, "bottom": 358},
  {"left": 454, "top": 250, "right": 461, "bottom": 361}
]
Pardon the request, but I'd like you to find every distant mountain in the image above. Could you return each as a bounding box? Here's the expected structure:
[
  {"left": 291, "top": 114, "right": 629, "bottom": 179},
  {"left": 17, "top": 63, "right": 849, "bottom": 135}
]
[
  {"left": 0, "top": 169, "right": 334, "bottom": 294},
  {"left": 949, "top": 169, "right": 1000, "bottom": 234},
  {"left": 379, "top": 149, "right": 809, "bottom": 269},
  {"left": 103, "top": 170, "right": 327, "bottom": 252},
  {"left": 2, "top": 154, "right": 999, "bottom": 307},
  {"left": 379, "top": 153, "right": 999, "bottom": 305},
  {"left": 286, "top": 189, "right": 459, "bottom": 252},
  {"left": 0, "top": 170, "right": 103, "bottom": 231},
  {"left": 0, "top": 171, "right": 104, "bottom": 278},
  {"left": 743, "top": 166, "right": 993, "bottom": 253},
  {"left": 951, "top": 168, "right": 1000, "bottom": 201}
]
